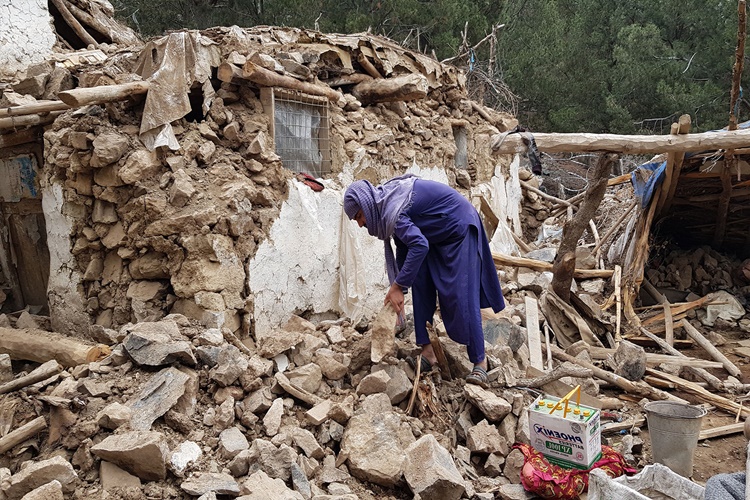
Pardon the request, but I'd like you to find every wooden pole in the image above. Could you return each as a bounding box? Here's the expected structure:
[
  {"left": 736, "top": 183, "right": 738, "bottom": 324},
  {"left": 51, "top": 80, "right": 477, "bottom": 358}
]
[
  {"left": 0, "top": 112, "right": 64, "bottom": 131},
  {"left": 0, "top": 360, "right": 62, "bottom": 395},
  {"left": 492, "top": 253, "right": 614, "bottom": 278},
  {"left": 57, "top": 81, "right": 150, "bottom": 107},
  {"left": 242, "top": 61, "right": 342, "bottom": 102},
  {"left": 0, "top": 417, "right": 46, "bottom": 454},
  {"left": 491, "top": 127, "right": 750, "bottom": 154},
  {"left": 0, "top": 100, "right": 70, "bottom": 118},
  {"left": 658, "top": 114, "right": 692, "bottom": 215},
  {"left": 0, "top": 327, "right": 99, "bottom": 367},
  {"left": 646, "top": 368, "right": 750, "bottom": 417},
  {"left": 49, "top": 0, "right": 98, "bottom": 47},
  {"left": 682, "top": 321, "right": 742, "bottom": 378}
]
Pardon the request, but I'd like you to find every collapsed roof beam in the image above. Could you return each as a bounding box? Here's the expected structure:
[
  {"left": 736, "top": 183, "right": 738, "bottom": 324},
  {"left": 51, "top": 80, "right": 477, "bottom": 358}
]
[{"left": 491, "top": 128, "right": 750, "bottom": 154}]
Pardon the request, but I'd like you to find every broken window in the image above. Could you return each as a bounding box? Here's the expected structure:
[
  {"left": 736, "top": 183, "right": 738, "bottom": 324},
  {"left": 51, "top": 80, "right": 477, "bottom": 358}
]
[{"left": 262, "top": 88, "right": 331, "bottom": 177}]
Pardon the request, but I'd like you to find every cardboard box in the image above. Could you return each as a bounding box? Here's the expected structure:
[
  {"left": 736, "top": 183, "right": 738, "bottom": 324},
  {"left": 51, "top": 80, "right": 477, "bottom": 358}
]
[{"left": 528, "top": 393, "right": 601, "bottom": 469}]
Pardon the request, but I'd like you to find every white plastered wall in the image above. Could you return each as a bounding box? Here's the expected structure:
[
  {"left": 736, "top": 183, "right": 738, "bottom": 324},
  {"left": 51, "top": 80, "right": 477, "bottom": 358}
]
[
  {"left": 0, "top": 1, "right": 56, "bottom": 79},
  {"left": 247, "top": 161, "right": 509, "bottom": 336}
]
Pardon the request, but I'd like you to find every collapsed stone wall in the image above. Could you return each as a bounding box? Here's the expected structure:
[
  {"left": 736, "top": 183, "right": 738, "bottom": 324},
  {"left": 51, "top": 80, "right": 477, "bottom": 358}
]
[
  {"left": 40, "top": 28, "right": 516, "bottom": 339},
  {"left": 0, "top": 0, "right": 57, "bottom": 80}
]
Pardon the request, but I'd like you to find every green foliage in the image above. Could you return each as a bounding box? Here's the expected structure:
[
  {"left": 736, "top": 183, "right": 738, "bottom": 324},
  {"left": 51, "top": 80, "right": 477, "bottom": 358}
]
[{"left": 110, "top": 0, "right": 749, "bottom": 133}]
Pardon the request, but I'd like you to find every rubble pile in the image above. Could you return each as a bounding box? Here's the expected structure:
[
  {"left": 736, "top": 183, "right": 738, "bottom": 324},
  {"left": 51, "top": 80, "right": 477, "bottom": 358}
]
[{"left": 0, "top": 311, "right": 549, "bottom": 499}]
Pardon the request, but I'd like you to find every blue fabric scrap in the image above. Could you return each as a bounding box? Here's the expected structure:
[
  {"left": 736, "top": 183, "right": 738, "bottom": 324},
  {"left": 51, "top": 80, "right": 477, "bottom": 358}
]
[{"left": 630, "top": 160, "right": 667, "bottom": 208}]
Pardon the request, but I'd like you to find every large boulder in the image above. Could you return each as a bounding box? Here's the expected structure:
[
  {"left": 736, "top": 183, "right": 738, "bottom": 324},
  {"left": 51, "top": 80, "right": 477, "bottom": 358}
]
[{"left": 403, "top": 434, "right": 466, "bottom": 500}]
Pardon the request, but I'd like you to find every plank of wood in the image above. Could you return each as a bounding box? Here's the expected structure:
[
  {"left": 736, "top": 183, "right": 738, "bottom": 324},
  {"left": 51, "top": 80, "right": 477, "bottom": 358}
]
[
  {"left": 490, "top": 125, "right": 750, "bottom": 155},
  {"left": 524, "top": 297, "right": 544, "bottom": 371},
  {"left": 601, "top": 416, "right": 646, "bottom": 434},
  {"left": 699, "top": 422, "right": 744, "bottom": 440},
  {"left": 0, "top": 416, "right": 46, "bottom": 454},
  {"left": 492, "top": 252, "right": 614, "bottom": 279},
  {"left": 646, "top": 368, "right": 750, "bottom": 418},
  {"left": 682, "top": 320, "right": 742, "bottom": 378},
  {"left": 641, "top": 295, "right": 712, "bottom": 327},
  {"left": 587, "top": 347, "right": 725, "bottom": 369}
]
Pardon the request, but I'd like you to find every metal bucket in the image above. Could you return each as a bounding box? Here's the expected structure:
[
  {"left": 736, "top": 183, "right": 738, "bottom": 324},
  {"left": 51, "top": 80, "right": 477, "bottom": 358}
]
[{"left": 645, "top": 401, "right": 706, "bottom": 478}]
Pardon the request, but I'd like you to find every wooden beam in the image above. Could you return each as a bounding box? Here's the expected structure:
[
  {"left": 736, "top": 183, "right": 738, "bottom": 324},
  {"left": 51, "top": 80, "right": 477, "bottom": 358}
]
[
  {"left": 698, "top": 422, "right": 744, "bottom": 440},
  {"left": 492, "top": 252, "right": 614, "bottom": 278},
  {"left": 657, "top": 114, "right": 692, "bottom": 215},
  {"left": 0, "top": 327, "right": 99, "bottom": 367},
  {"left": 0, "top": 416, "right": 46, "bottom": 454},
  {"left": 49, "top": 0, "right": 98, "bottom": 47},
  {"left": 242, "top": 61, "right": 342, "bottom": 102},
  {"left": 352, "top": 73, "right": 428, "bottom": 106},
  {"left": 0, "top": 100, "right": 70, "bottom": 118},
  {"left": 525, "top": 297, "right": 544, "bottom": 371},
  {"left": 0, "top": 128, "right": 43, "bottom": 148},
  {"left": 57, "top": 81, "right": 150, "bottom": 107},
  {"left": 682, "top": 320, "right": 742, "bottom": 378},
  {"left": 0, "top": 112, "right": 64, "bottom": 131},
  {"left": 491, "top": 127, "right": 750, "bottom": 155}
]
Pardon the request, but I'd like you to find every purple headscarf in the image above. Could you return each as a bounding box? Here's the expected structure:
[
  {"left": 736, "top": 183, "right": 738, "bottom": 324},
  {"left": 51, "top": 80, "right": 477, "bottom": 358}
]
[{"left": 344, "top": 175, "right": 417, "bottom": 284}]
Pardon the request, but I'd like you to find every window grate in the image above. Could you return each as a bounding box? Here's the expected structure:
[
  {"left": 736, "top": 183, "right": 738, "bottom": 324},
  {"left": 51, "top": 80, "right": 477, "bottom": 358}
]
[{"left": 273, "top": 91, "right": 332, "bottom": 177}]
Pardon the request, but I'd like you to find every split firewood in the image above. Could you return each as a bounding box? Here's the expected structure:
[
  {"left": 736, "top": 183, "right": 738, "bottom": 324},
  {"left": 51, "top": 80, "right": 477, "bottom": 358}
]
[
  {"left": 0, "top": 360, "right": 63, "bottom": 395},
  {"left": 639, "top": 327, "right": 724, "bottom": 391},
  {"left": 551, "top": 345, "right": 686, "bottom": 403},
  {"left": 57, "top": 81, "right": 150, "bottom": 107},
  {"left": 682, "top": 320, "right": 742, "bottom": 378},
  {"left": 646, "top": 368, "right": 750, "bottom": 418},
  {"left": 512, "top": 362, "right": 592, "bottom": 388},
  {"left": 0, "top": 416, "right": 46, "bottom": 455}
]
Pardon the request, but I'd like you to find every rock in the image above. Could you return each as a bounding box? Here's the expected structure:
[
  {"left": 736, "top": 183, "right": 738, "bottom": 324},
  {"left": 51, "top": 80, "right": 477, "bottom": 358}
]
[
  {"left": 15, "top": 311, "right": 40, "bottom": 330},
  {"left": 18, "top": 480, "right": 63, "bottom": 500},
  {"left": 181, "top": 472, "right": 240, "bottom": 497},
  {"left": 219, "top": 427, "right": 250, "bottom": 459},
  {"left": 325, "top": 325, "right": 346, "bottom": 344},
  {"left": 127, "top": 366, "right": 190, "bottom": 430},
  {"left": 329, "top": 395, "right": 355, "bottom": 424},
  {"left": 497, "top": 483, "right": 535, "bottom": 500},
  {"left": 122, "top": 320, "right": 196, "bottom": 367},
  {"left": 503, "top": 448, "right": 525, "bottom": 485},
  {"left": 290, "top": 427, "right": 324, "bottom": 460},
  {"left": 608, "top": 340, "right": 646, "bottom": 381},
  {"left": 314, "top": 349, "right": 348, "bottom": 380},
  {"left": 91, "top": 431, "right": 169, "bottom": 480},
  {"left": 264, "top": 398, "right": 284, "bottom": 436},
  {"left": 247, "top": 439, "right": 298, "bottom": 481},
  {"left": 170, "top": 169, "right": 196, "bottom": 207},
  {"left": 484, "top": 318, "right": 525, "bottom": 352},
  {"left": 238, "top": 470, "right": 304, "bottom": 499},
  {"left": 356, "top": 371, "right": 390, "bottom": 395},
  {"left": 169, "top": 441, "right": 202, "bottom": 476},
  {"left": 371, "top": 304, "right": 396, "bottom": 363},
  {"left": 403, "top": 434, "right": 465, "bottom": 500},
  {"left": 100, "top": 461, "right": 141, "bottom": 490},
  {"left": 340, "top": 407, "right": 415, "bottom": 487},
  {"left": 290, "top": 462, "right": 312, "bottom": 499},
  {"left": 467, "top": 419, "right": 508, "bottom": 455},
  {"left": 215, "top": 396, "right": 236, "bottom": 430},
  {"left": 465, "top": 384, "right": 512, "bottom": 422},
  {"left": 484, "top": 453, "right": 505, "bottom": 477},
  {"left": 244, "top": 387, "right": 274, "bottom": 414},
  {"left": 119, "top": 149, "right": 162, "bottom": 185},
  {"left": 305, "top": 400, "right": 333, "bottom": 425},
  {"left": 286, "top": 363, "right": 322, "bottom": 394},
  {"left": 6, "top": 456, "right": 77, "bottom": 499},
  {"left": 209, "top": 345, "right": 249, "bottom": 386},
  {"left": 497, "top": 413, "right": 518, "bottom": 444},
  {"left": 256, "top": 329, "right": 303, "bottom": 358},
  {"left": 92, "top": 132, "right": 128, "bottom": 167},
  {"left": 372, "top": 363, "right": 412, "bottom": 405},
  {"left": 96, "top": 402, "right": 132, "bottom": 430},
  {"left": 0, "top": 353, "right": 12, "bottom": 383}
]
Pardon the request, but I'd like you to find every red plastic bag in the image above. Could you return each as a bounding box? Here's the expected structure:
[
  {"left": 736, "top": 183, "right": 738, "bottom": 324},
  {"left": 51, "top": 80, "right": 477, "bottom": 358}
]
[{"left": 514, "top": 443, "right": 637, "bottom": 500}]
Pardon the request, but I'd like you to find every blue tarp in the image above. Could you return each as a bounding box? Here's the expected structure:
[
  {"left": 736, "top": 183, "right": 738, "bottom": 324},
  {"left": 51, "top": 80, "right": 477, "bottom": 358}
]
[{"left": 631, "top": 161, "right": 667, "bottom": 208}]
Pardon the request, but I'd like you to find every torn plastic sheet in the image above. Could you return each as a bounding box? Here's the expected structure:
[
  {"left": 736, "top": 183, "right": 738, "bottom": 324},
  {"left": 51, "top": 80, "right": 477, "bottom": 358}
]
[
  {"left": 134, "top": 32, "right": 221, "bottom": 151},
  {"left": 631, "top": 160, "right": 666, "bottom": 208},
  {"left": 338, "top": 202, "right": 367, "bottom": 325}
]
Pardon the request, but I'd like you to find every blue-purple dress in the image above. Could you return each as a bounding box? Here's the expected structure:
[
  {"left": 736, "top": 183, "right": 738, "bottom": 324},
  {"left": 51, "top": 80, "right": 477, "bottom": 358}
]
[{"left": 392, "top": 179, "right": 505, "bottom": 363}]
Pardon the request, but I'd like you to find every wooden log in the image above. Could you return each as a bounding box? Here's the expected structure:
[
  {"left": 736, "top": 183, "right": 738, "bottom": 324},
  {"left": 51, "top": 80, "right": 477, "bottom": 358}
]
[
  {"left": 0, "top": 100, "right": 70, "bottom": 118},
  {"left": 352, "top": 73, "right": 428, "bottom": 105},
  {"left": 520, "top": 179, "right": 572, "bottom": 207},
  {"left": 587, "top": 346, "right": 725, "bottom": 370},
  {"left": 242, "top": 61, "right": 342, "bottom": 102},
  {"left": 62, "top": 0, "right": 140, "bottom": 46},
  {"left": 550, "top": 345, "right": 685, "bottom": 403},
  {"left": 49, "top": 0, "right": 98, "bottom": 47},
  {"left": 0, "top": 111, "right": 64, "bottom": 130},
  {"left": 524, "top": 365, "right": 602, "bottom": 408},
  {"left": 551, "top": 153, "right": 615, "bottom": 302},
  {"left": 682, "top": 321, "right": 742, "bottom": 378},
  {"left": 323, "top": 73, "right": 373, "bottom": 87},
  {"left": 217, "top": 62, "right": 245, "bottom": 84},
  {"left": 0, "top": 128, "right": 43, "bottom": 148},
  {"left": 646, "top": 368, "right": 750, "bottom": 418},
  {"left": 491, "top": 127, "right": 750, "bottom": 155},
  {"left": 428, "top": 323, "right": 452, "bottom": 381},
  {"left": 639, "top": 327, "right": 724, "bottom": 391},
  {"left": 492, "top": 253, "right": 614, "bottom": 278},
  {"left": 0, "top": 360, "right": 62, "bottom": 395},
  {"left": 591, "top": 201, "right": 638, "bottom": 255},
  {"left": 57, "top": 81, "right": 150, "bottom": 107},
  {"left": 357, "top": 52, "right": 383, "bottom": 79},
  {"left": 641, "top": 280, "right": 675, "bottom": 347},
  {"left": 513, "top": 362, "right": 591, "bottom": 388},
  {"left": 0, "top": 416, "right": 46, "bottom": 455},
  {"left": 0, "top": 327, "right": 98, "bottom": 367}
]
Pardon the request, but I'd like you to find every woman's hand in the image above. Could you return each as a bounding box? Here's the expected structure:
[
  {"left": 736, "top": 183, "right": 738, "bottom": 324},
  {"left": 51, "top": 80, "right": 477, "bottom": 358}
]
[{"left": 384, "top": 282, "right": 405, "bottom": 315}]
